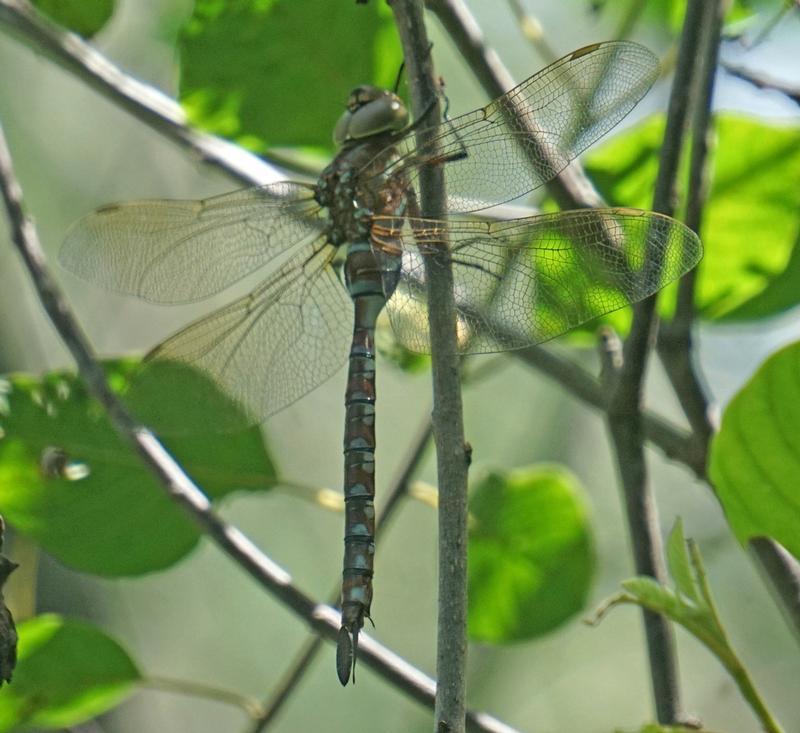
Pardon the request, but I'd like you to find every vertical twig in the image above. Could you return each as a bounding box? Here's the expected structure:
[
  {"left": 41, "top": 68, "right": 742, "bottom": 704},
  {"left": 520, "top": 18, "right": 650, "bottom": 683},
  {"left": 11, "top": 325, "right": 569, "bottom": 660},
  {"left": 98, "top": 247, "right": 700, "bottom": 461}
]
[
  {"left": 390, "top": 2, "right": 470, "bottom": 731},
  {"left": 654, "top": 0, "right": 800, "bottom": 640},
  {"left": 603, "top": 0, "right": 708, "bottom": 724},
  {"left": 656, "top": 0, "right": 725, "bottom": 463}
]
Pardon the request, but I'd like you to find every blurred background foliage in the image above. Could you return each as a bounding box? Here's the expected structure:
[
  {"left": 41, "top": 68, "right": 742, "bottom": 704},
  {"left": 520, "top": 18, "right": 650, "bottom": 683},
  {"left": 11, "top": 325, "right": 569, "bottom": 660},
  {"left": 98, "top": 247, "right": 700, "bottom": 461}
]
[{"left": 0, "top": 0, "right": 799, "bottom": 731}]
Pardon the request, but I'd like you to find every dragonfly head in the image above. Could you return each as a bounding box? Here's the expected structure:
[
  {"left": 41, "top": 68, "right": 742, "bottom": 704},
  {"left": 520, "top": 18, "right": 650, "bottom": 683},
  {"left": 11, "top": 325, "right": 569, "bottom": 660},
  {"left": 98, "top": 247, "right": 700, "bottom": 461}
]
[{"left": 333, "top": 85, "right": 408, "bottom": 147}]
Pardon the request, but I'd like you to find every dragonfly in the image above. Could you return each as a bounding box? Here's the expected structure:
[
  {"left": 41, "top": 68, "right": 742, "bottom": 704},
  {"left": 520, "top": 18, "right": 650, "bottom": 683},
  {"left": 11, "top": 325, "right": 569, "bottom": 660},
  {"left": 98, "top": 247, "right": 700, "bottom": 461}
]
[{"left": 60, "top": 41, "right": 702, "bottom": 685}]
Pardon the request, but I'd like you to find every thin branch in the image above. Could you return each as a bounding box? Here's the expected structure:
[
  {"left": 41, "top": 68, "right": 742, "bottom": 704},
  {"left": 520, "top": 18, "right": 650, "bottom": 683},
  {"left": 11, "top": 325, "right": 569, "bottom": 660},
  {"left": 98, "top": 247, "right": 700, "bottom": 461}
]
[
  {"left": 656, "top": 0, "right": 725, "bottom": 453},
  {"left": 249, "top": 635, "right": 322, "bottom": 733},
  {"left": 613, "top": 0, "right": 649, "bottom": 40},
  {"left": 0, "top": 123, "right": 518, "bottom": 733},
  {"left": 514, "top": 345, "right": 704, "bottom": 476},
  {"left": 745, "top": 0, "right": 798, "bottom": 48},
  {"left": 503, "top": 0, "right": 558, "bottom": 62},
  {"left": 603, "top": 0, "right": 709, "bottom": 723},
  {"left": 722, "top": 60, "right": 800, "bottom": 106},
  {"left": 391, "top": 2, "right": 470, "bottom": 731},
  {"left": 141, "top": 676, "right": 265, "bottom": 719},
  {"left": 424, "top": 0, "right": 706, "bottom": 483},
  {"left": 750, "top": 538, "right": 800, "bottom": 640},
  {"left": 662, "top": 1, "right": 800, "bottom": 641}
]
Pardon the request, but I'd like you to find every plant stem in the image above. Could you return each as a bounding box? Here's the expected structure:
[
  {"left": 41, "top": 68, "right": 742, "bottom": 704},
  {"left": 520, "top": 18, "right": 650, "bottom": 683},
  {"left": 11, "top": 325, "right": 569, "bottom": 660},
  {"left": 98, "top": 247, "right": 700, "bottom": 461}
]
[
  {"left": 687, "top": 541, "right": 786, "bottom": 733},
  {"left": 603, "top": 0, "right": 710, "bottom": 722},
  {"left": 721, "top": 655, "right": 786, "bottom": 733},
  {"left": 391, "top": 2, "right": 470, "bottom": 731},
  {"left": 142, "top": 676, "right": 264, "bottom": 718}
]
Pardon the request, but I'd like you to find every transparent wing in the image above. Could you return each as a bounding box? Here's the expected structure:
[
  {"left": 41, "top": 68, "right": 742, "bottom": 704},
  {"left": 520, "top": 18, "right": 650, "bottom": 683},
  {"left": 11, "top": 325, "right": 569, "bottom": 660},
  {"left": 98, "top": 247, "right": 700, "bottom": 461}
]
[
  {"left": 379, "top": 209, "right": 702, "bottom": 354},
  {"left": 380, "top": 41, "right": 659, "bottom": 213},
  {"left": 60, "top": 180, "right": 323, "bottom": 304},
  {"left": 134, "top": 240, "right": 352, "bottom": 425}
]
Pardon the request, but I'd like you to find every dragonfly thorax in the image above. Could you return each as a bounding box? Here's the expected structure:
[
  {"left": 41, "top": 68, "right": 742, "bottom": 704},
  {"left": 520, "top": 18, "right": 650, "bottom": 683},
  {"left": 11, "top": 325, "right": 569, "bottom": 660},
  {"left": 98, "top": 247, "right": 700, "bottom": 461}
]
[
  {"left": 316, "top": 85, "right": 411, "bottom": 247},
  {"left": 317, "top": 132, "right": 408, "bottom": 247}
]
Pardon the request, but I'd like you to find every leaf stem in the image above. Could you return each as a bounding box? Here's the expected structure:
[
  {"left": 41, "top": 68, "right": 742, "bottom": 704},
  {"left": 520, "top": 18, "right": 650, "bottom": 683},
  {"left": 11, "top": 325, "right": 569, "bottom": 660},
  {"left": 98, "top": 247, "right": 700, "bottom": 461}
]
[
  {"left": 687, "top": 541, "right": 786, "bottom": 733},
  {"left": 141, "top": 675, "right": 265, "bottom": 719}
]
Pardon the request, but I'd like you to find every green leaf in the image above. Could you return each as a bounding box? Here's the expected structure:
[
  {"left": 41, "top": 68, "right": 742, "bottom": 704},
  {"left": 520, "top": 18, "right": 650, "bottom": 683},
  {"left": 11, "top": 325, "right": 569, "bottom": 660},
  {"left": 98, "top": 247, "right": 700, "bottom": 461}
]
[
  {"left": 636, "top": 1, "right": 690, "bottom": 32},
  {"left": 467, "top": 465, "right": 595, "bottom": 643},
  {"left": 592, "top": 533, "right": 784, "bottom": 732},
  {"left": 723, "top": 231, "right": 800, "bottom": 320},
  {"left": 178, "top": 0, "right": 402, "bottom": 151},
  {"left": 585, "top": 115, "right": 800, "bottom": 323},
  {"left": 665, "top": 518, "right": 700, "bottom": 604},
  {"left": 0, "top": 361, "right": 277, "bottom": 576},
  {"left": 0, "top": 614, "right": 140, "bottom": 730},
  {"left": 31, "top": 0, "right": 115, "bottom": 38},
  {"left": 708, "top": 341, "right": 800, "bottom": 561},
  {"left": 620, "top": 577, "right": 686, "bottom": 619}
]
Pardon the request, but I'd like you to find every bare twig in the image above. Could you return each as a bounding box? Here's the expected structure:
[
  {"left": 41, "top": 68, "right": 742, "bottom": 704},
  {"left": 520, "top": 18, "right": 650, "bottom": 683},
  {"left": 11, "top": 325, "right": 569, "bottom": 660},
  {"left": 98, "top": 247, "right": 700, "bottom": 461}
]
[
  {"left": 503, "top": 0, "right": 558, "bottom": 62},
  {"left": 657, "top": 1, "right": 724, "bottom": 474},
  {"left": 722, "top": 60, "right": 800, "bottom": 106},
  {"left": 603, "top": 1, "right": 710, "bottom": 723},
  {"left": 660, "top": 1, "right": 800, "bottom": 643},
  {"left": 424, "top": 0, "right": 707, "bottom": 480},
  {"left": 0, "top": 123, "right": 517, "bottom": 733},
  {"left": 745, "top": 0, "right": 798, "bottom": 48},
  {"left": 391, "top": 2, "right": 470, "bottom": 731},
  {"left": 515, "top": 345, "right": 704, "bottom": 476},
  {"left": 750, "top": 538, "right": 800, "bottom": 640},
  {"left": 613, "top": 0, "right": 649, "bottom": 40},
  {"left": 141, "top": 676, "right": 265, "bottom": 718}
]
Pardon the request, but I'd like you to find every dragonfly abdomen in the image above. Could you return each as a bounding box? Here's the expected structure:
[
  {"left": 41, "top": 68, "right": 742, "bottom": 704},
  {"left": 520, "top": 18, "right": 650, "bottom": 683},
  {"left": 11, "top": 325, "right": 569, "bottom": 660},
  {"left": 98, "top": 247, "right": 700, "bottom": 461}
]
[{"left": 337, "top": 241, "right": 387, "bottom": 685}]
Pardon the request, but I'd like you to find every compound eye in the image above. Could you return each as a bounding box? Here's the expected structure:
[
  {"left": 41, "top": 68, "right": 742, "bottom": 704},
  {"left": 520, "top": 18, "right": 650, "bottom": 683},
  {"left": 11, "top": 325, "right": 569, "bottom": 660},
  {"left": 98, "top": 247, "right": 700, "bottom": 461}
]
[{"left": 333, "top": 88, "right": 409, "bottom": 146}]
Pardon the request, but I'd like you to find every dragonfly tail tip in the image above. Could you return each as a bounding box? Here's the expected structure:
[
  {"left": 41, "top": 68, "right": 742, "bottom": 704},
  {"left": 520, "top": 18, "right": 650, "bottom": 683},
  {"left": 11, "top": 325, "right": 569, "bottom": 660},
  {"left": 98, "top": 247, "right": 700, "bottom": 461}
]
[{"left": 336, "top": 625, "right": 354, "bottom": 686}]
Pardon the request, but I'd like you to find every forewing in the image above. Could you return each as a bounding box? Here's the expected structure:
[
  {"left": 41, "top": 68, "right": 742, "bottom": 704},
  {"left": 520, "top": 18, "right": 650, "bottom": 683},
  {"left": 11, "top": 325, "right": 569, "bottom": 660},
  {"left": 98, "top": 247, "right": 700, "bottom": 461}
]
[
  {"left": 381, "top": 209, "right": 702, "bottom": 354},
  {"left": 60, "top": 180, "right": 324, "bottom": 304},
  {"left": 383, "top": 41, "right": 659, "bottom": 213},
  {"left": 133, "top": 240, "right": 352, "bottom": 426}
]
